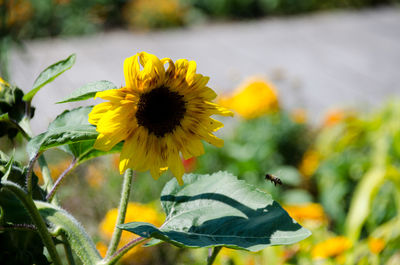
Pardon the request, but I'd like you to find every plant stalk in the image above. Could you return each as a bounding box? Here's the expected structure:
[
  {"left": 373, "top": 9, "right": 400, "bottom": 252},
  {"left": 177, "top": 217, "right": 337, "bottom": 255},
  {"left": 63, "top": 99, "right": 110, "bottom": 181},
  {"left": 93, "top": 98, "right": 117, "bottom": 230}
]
[
  {"left": 2, "top": 181, "right": 63, "bottom": 265},
  {"left": 38, "top": 155, "right": 60, "bottom": 206},
  {"left": 100, "top": 237, "right": 146, "bottom": 265},
  {"left": 46, "top": 158, "right": 77, "bottom": 202},
  {"left": 105, "top": 168, "right": 135, "bottom": 258},
  {"left": 207, "top": 246, "right": 222, "bottom": 265}
]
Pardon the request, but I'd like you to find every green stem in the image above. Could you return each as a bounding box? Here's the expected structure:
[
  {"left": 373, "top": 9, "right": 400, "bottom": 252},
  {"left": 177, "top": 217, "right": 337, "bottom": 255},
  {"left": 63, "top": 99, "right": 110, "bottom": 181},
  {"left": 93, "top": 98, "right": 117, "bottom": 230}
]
[
  {"left": 26, "top": 152, "right": 40, "bottom": 196},
  {"left": 99, "top": 237, "right": 146, "bottom": 265},
  {"left": 207, "top": 246, "right": 222, "bottom": 265},
  {"left": 2, "top": 181, "right": 62, "bottom": 265},
  {"left": 105, "top": 168, "right": 134, "bottom": 258},
  {"left": 62, "top": 232, "right": 77, "bottom": 265},
  {"left": 38, "top": 155, "right": 60, "bottom": 206}
]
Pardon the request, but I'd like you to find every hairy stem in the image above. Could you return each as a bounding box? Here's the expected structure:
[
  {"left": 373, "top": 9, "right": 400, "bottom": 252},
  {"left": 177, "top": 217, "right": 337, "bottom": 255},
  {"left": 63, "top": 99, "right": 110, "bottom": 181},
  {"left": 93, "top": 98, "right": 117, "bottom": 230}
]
[
  {"left": 38, "top": 155, "right": 60, "bottom": 206},
  {"left": 46, "top": 158, "right": 77, "bottom": 202},
  {"left": 105, "top": 168, "right": 135, "bottom": 258},
  {"left": 100, "top": 237, "right": 146, "bottom": 265},
  {"left": 2, "top": 181, "right": 62, "bottom": 265},
  {"left": 62, "top": 232, "right": 77, "bottom": 265},
  {"left": 26, "top": 152, "right": 40, "bottom": 196}
]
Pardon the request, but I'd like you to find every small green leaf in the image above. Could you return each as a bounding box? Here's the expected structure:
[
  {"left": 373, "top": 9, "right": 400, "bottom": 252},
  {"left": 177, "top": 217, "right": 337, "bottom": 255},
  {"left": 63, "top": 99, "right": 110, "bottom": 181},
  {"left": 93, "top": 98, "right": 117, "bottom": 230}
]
[
  {"left": 57, "top": 80, "right": 117, "bottom": 104},
  {"left": 0, "top": 113, "right": 9, "bottom": 121},
  {"left": 35, "top": 201, "right": 101, "bottom": 264},
  {"left": 120, "top": 172, "right": 311, "bottom": 251},
  {"left": 23, "top": 54, "right": 76, "bottom": 102},
  {"left": 26, "top": 106, "right": 97, "bottom": 160}
]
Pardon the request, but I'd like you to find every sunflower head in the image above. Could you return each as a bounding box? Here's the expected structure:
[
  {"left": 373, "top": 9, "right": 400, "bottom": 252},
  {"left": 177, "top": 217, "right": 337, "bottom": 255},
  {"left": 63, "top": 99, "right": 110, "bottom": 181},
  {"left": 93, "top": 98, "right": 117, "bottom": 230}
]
[{"left": 89, "top": 52, "right": 233, "bottom": 184}]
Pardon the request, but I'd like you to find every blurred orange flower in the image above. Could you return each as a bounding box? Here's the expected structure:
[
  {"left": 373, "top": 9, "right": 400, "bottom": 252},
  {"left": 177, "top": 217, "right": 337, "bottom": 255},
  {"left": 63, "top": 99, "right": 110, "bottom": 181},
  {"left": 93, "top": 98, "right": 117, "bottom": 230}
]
[
  {"left": 98, "top": 202, "right": 164, "bottom": 264},
  {"left": 218, "top": 77, "right": 279, "bottom": 119},
  {"left": 284, "top": 203, "right": 327, "bottom": 224},
  {"left": 298, "top": 149, "right": 320, "bottom": 178},
  {"left": 368, "top": 237, "right": 385, "bottom": 254},
  {"left": 182, "top": 157, "right": 196, "bottom": 173},
  {"left": 323, "top": 109, "right": 345, "bottom": 127},
  {"left": 312, "top": 236, "right": 352, "bottom": 260}
]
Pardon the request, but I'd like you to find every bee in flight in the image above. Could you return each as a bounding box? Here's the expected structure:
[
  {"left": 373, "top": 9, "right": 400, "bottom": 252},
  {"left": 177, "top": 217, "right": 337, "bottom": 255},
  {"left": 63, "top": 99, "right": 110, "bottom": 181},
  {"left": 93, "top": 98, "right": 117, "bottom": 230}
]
[{"left": 265, "top": 174, "right": 282, "bottom": 186}]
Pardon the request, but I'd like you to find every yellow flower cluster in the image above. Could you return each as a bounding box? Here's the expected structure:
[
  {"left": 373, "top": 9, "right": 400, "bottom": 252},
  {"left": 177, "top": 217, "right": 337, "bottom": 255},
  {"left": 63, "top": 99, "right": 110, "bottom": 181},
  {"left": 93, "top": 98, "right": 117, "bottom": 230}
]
[
  {"left": 97, "top": 202, "right": 164, "bottom": 264},
  {"left": 312, "top": 236, "right": 352, "bottom": 260},
  {"left": 218, "top": 77, "right": 279, "bottom": 119}
]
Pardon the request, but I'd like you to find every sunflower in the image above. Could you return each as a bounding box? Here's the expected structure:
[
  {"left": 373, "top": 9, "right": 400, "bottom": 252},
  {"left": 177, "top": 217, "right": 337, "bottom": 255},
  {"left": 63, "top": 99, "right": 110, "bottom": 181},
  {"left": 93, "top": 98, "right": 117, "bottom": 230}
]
[{"left": 89, "top": 52, "right": 233, "bottom": 184}]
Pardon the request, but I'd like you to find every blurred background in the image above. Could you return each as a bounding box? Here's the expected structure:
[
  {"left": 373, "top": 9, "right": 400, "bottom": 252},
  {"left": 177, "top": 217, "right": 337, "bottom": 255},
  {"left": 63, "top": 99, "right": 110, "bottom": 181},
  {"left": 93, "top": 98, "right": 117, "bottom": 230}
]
[{"left": 1, "top": 0, "right": 400, "bottom": 264}]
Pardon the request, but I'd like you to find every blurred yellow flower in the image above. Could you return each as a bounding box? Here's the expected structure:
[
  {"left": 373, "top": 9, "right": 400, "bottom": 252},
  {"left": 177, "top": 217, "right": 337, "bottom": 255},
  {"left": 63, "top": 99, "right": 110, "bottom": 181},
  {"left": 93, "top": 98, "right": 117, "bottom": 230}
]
[
  {"left": 312, "top": 236, "right": 352, "bottom": 259},
  {"left": 218, "top": 77, "right": 279, "bottom": 119},
  {"left": 291, "top": 108, "right": 307, "bottom": 124},
  {"left": 0, "top": 77, "right": 9, "bottom": 89},
  {"left": 89, "top": 52, "right": 232, "bottom": 184},
  {"left": 299, "top": 149, "right": 320, "bottom": 178},
  {"left": 284, "top": 203, "right": 327, "bottom": 224},
  {"left": 98, "top": 202, "right": 164, "bottom": 264},
  {"left": 368, "top": 237, "right": 385, "bottom": 254}
]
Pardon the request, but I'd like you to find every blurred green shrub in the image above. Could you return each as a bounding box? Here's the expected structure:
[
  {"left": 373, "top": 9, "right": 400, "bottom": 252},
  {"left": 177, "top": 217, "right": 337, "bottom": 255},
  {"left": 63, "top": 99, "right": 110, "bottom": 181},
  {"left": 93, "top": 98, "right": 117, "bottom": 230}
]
[
  {"left": 314, "top": 102, "right": 400, "bottom": 240},
  {"left": 189, "top": 0, "right": 400, "bottom": 18}
]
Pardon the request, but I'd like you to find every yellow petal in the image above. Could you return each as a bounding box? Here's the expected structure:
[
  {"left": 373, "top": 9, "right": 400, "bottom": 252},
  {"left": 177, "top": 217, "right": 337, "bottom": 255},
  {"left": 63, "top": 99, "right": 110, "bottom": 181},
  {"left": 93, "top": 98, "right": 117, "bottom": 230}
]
[
  {"left": 95, "top": 89, "right": 127, "bottom": 102},
  {"left": 94, "top": 133, "right": 124, "bottom": 151},
  {"left": 124, "top": 54, "right": 140, "bottom": 89},
  {"left": 88, "top": 102, "right": 113, "bottom": 125}
]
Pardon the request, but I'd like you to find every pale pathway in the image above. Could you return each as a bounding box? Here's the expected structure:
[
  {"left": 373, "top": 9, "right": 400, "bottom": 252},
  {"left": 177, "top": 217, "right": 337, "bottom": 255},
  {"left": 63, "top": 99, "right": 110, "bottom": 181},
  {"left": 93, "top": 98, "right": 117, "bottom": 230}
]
[{"left": 9, "top": 7, "right": 400, "bottom": 134}]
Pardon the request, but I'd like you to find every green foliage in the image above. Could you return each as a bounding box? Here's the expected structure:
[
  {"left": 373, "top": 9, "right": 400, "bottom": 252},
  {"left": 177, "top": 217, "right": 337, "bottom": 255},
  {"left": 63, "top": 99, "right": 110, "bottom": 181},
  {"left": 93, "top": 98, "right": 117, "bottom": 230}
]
[
  {"left": 0, "top": 81, "right": 35, "bottom": 138},
  {"left": 314, "top": 101, "right": 400, "bottom": 239},
  {"left": 189, "top": 0, "right": 399, "bottom": 18},
  {"left": 23, "top": 54, "right": 76, "bottom": 102},
  {"left": 57, "top": 80, "right": 117, "bottom": 104},
  {"left": 27, "top": 106, "right": 98, "bottom": 160},
  {"left": 35, "top": 201, "right": 102, "bottom": 264},
  {"left": 120, "top": 172, "right": 311, "bottom": 251},
  {"left": 0, "top": 153, "right": 50, "bottom": 264},
  {"left": 196, "top": 111, "right": 312, "bottom": 202}
]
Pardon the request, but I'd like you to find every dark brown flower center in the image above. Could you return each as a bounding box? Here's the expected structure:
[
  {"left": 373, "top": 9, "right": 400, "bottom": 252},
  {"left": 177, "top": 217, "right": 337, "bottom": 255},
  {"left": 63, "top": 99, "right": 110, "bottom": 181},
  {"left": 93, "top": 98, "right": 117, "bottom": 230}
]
[{"left": 136, "top": 86, "right": 186, "bottom": 137}]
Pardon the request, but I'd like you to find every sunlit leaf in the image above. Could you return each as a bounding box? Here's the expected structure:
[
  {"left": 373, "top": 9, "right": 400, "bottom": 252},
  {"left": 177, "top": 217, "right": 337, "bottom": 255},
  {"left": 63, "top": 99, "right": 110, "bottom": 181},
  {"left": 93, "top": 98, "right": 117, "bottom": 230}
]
[
  {"left": 23, "top": 54, "right": 76, "bottom": 102},
  {"left": 120, "top": 172, "right": 311, "bottom": 251},
  {"left": 57, "top": 80, "right": 117, "bottom": 104},
  {"left": 26, "top": 106, "right": 97, "bottom": 160}
]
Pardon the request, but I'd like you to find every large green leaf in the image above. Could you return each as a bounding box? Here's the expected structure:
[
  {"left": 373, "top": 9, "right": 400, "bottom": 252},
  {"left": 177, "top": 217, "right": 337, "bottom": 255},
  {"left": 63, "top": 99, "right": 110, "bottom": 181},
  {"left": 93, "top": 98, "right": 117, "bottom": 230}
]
[
  {"left": 26, "top": 106, "right": 97, "bottom": 160},
  {"left": 23, "top": 54, "right": 76, "bottom": 102},
  {"left": 120, "top": 172, "right": 311, "bottom": 251},
  {"left": 35, "top": 201, "right": 101, "bottom": 264},
  {"left": 57, "top": 80, "right": 117, "bottom": 104}
]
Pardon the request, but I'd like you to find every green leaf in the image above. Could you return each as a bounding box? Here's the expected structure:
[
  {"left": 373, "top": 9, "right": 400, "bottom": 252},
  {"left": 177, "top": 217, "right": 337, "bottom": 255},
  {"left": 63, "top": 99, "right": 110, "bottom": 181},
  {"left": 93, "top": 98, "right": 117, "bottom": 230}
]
[
  {"left": 23, "top": 54, "right": 76, "bottom": 102},
  {"left": 60, "top": 141, "right": 123, "bottom": 165},
  {"left": 35, "top": 201, "right": 101, "bottom": 264},
  {"left": 57, "top": 80, "right": 117, "bottom": 104},
  {"left": 120, "top": 172, "right": 311, "bottom": 251},
  {"left": 26, "top": 106, "right": 97, "bottom": 160}
]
